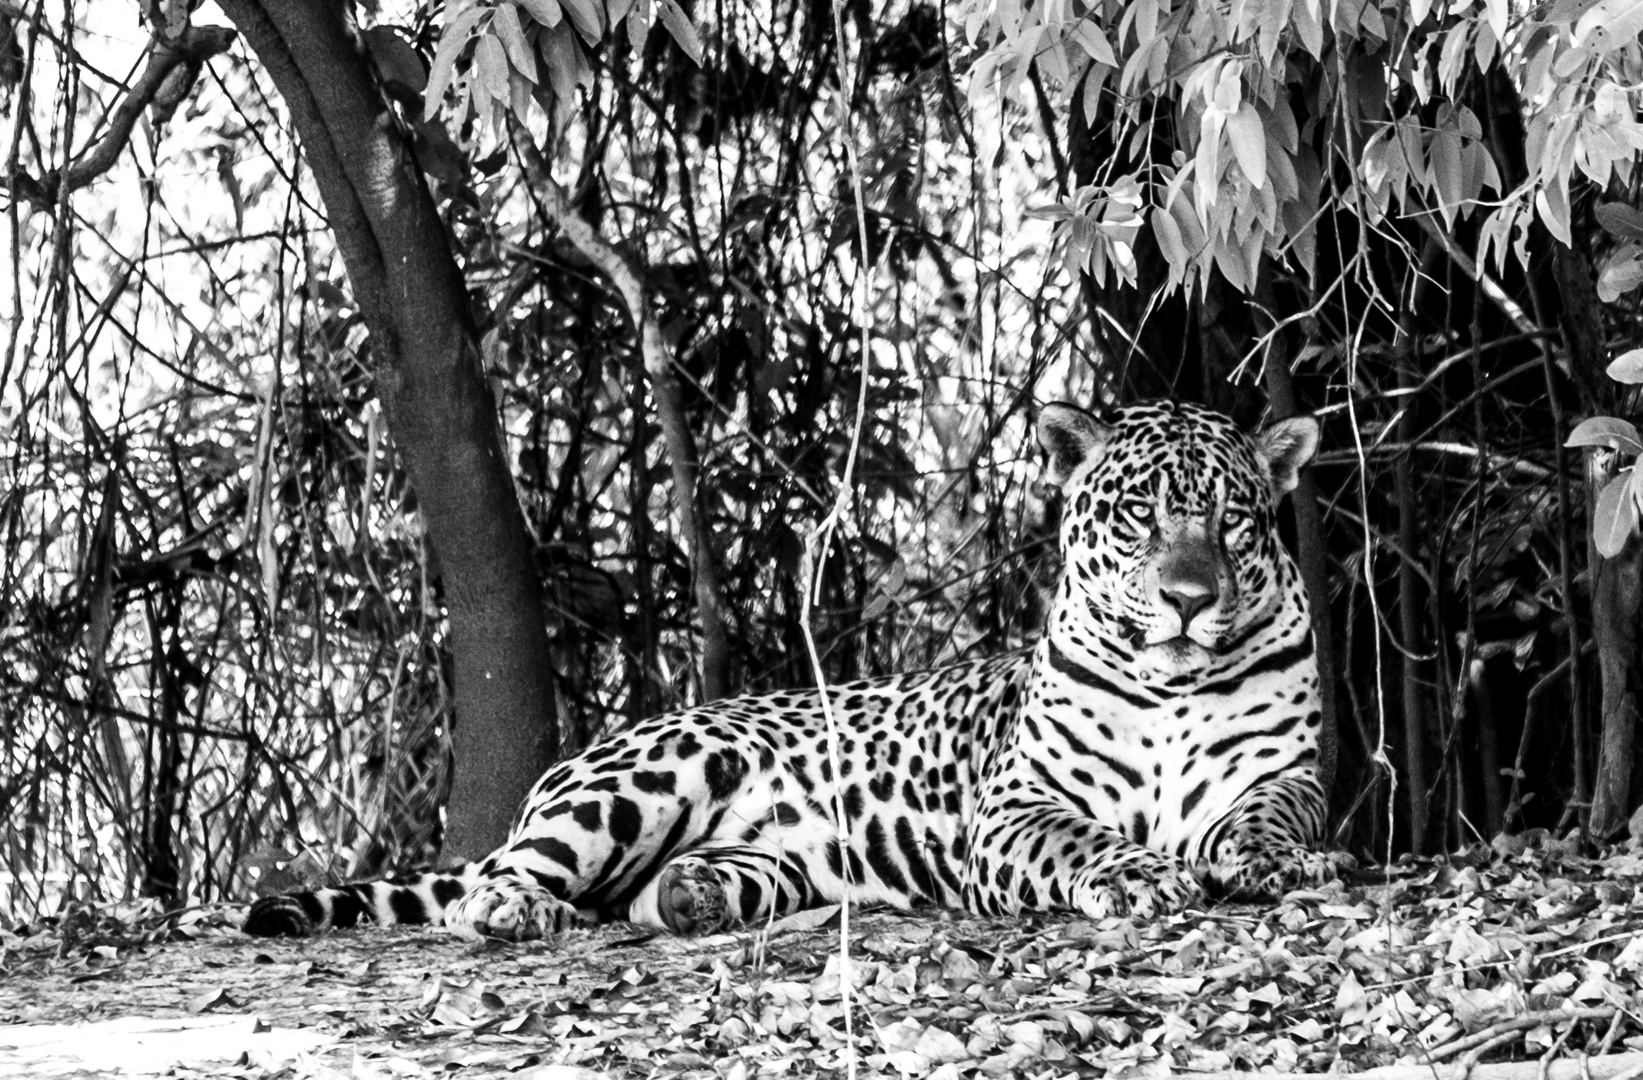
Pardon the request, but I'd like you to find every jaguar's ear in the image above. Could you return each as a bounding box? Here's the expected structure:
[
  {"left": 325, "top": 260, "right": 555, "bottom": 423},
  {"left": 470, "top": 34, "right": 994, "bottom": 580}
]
[
  {"left": 1255, "top": 415, "right": 1320, "bottom": 495},
  {"left": 1038, "top": 403, "right": 1112, "bottom": 487}
]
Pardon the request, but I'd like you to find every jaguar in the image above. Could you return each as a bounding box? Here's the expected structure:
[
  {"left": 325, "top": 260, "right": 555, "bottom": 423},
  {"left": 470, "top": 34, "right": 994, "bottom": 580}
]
[{"left": 244, "top": 398, "right": 1335, "bottom": 940}]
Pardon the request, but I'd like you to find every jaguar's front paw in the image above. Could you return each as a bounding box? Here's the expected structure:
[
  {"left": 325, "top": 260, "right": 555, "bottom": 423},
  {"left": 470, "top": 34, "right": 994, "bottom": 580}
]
[
  {"left": 446, "top": 879, "right": 587, "bottom": 941},
  {"left": 1210, "top": 846, "right": 1346, "bottom": 900},
  {"left": 1071, "top": 854, "right": 1205, "bottom": 919}
]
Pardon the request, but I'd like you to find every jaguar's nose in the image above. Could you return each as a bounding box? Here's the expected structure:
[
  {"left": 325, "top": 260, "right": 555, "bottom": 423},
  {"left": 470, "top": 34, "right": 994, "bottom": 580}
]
[{"left": 1161, "top": 578, "right": 1217, "bottom": 630}]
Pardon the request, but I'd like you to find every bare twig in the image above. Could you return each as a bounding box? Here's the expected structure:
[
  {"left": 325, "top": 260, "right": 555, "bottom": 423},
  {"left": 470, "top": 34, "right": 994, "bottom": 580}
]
[
  {"left": 1599, "top": 1011, "right": 1629, "bottom": 1056},
  {"left": 1506, "top": 655, "right": 1572, "bottom": 827},
  {"left": 1427, "top": 1007, "right": 1616, "bottom": 1063},
  {"left": 1459, "top": 1032, "right": 1542, "bottom": 1078}
]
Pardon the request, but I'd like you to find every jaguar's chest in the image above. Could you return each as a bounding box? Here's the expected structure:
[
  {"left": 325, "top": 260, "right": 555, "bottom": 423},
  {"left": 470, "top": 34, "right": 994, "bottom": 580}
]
[{"left": 1006, "top": 642, "right": 1319, "bottom": 854}]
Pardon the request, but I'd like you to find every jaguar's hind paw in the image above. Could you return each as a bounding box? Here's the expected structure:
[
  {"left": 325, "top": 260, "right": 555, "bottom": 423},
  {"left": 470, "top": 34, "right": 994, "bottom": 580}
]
[{"left": 655, "top": 857, "right": 731, "bottom": 935}]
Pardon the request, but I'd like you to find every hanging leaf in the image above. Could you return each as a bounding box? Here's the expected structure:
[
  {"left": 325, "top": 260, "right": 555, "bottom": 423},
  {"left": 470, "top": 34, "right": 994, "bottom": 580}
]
[
  {"left": 1429, "top": 127, "right": 1463, "bottom": 225},
  {"left": 1536, "top": 179, "right": 1573, "bottom": 246},
  {"left": 1606, "top": 348, "right": 1643, "bottom": 384},
  {"left": 518, "top": 0, "right": 564, "bottom": 29},
  {"left": 1600, "top": 253, "right": 1643, "bottom": 301},
  {"left": 474, "top": 33, "right": 511, "bottom": 102},
  {"left": 1226, "top": 103, "right": 1267, "bottom": 190},
  {"left": 1291, "top": 0, "right": 1324, "bottom": 57},
  {"left": 628, "top": 0, "right": 651, "bottom": 48},
  {"left": 1565, "top": 416, "right": 1643, "bottom": 452},
  {"left": 1135, "top": 0, "right": 1158, "bottom": 45},
  {"left": 1593, "top": 470, "right": 1640, "bottom": 558},
  {"left": 425, "top": 6, "right": 485, "bottom": 120},
  {"left": 1070, "top": 19, "right": 1117, "bottom": 66},
  {"left": 1153, "top": 206, "right": 1190, "bottom": 278},
  {"left": 656, "top": 0, "right": 703, "bottom": 65},
  {"left": 1596, "top": 202, "right": 1643, "bottom": 240},
  {"left": 492, "top": 4, "right": 536, "bottom": 78},
  {"left": 558, "top": 0, "right": 606, "bottom": 44},
  {"left": 539, "top": 22, "right": 593, "bottom": 104},
  {"left": 1575, "top": 0, "right": 1643, "bottom": 54}
]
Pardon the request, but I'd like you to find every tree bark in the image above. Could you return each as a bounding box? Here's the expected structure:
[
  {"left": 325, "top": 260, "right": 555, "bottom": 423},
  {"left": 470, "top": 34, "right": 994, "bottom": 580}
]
[
  {"left": 1552, "top": 244, "right": 1628, "bottom": 836},
  {"left": 1590, "top": 531, "right": 1641, "bottom": 837},
  {"left": 217, "top": 0, "right": 559, "bottom": 859}
]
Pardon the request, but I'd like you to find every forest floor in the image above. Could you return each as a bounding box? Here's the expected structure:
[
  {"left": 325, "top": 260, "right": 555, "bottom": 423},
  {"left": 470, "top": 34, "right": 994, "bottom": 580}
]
[{"left": 6, "top": 836, "right": 1643, "bottom": 1080}]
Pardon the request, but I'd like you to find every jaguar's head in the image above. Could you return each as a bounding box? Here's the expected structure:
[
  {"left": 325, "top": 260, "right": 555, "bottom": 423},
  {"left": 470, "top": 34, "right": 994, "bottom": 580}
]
[{"left": 1039, "top": 399, "right": 1318, "bottom": 676}]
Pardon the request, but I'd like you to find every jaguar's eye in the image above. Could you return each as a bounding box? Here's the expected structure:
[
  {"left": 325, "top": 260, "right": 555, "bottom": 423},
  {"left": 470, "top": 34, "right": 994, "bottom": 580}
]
[
  {"left": 1223, "top": 507, "right": 1251, "bottom": 531},
  {"left": 1121, "top": 498, "right": 1154, "bottom": 523}
]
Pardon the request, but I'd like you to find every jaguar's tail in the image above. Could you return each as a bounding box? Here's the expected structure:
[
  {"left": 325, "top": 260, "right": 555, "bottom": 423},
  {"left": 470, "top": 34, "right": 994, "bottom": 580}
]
[{"left": 242, "top": 864, "right": 479, "bottom": 937}]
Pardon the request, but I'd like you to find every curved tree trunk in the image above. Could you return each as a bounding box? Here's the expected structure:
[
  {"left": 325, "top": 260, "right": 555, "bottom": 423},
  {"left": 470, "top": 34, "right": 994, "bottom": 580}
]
[{"left": 217, "top": 0, "right": 559, "bottom": 859}]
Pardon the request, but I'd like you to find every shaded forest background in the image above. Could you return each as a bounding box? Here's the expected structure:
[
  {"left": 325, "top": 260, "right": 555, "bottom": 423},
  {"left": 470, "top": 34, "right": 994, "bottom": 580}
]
[{"left": 2, "top": 0, "right": 1641, "bottom": 920}]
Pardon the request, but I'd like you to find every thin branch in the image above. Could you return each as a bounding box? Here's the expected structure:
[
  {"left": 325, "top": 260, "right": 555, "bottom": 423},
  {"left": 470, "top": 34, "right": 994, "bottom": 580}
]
[
  {"left": 533, "top": 172, "right": 732, "bottom": 703},
  {"left": 1426, "top": 1007, "right": 1618, "bottom": 1063},
  {"left": 5, "top": 24, "right": 238, "bottom": 210},
  {"left": 1507, "top": 655, "right": 1574, "bottom": 826},
  {"left": 1027, "top": 63, "right": 1068, "bottom": 195}
]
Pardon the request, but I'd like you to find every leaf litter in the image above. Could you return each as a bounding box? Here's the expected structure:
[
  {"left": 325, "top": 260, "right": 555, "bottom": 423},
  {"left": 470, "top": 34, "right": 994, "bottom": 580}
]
[{"left": 7, "top": 835, "right": 1643, "bottom": 1078}]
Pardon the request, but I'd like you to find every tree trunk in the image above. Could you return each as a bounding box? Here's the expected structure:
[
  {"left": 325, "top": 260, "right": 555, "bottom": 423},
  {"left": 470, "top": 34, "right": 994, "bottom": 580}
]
[
  {"left": 1396, "top": 351, "right": 1431, "bottom": 852},
  {"left": 1552, "top": 244, "right": 1627, "bottom": 836},
  {"left": 1590, "top": 533, "right": 1641, "bottom": 837},
  {"left": 217, "top": 0, "right": 559, "bottom": 859}
]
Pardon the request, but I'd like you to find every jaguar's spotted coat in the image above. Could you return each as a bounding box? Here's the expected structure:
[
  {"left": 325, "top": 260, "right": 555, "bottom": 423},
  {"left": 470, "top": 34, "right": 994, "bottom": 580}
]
[{"left": 245, "top": 399, "right": 1334, "bottom": 940}]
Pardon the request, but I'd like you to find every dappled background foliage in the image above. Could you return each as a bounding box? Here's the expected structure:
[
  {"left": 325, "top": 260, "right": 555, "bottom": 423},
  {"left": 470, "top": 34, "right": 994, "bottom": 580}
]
[{"left": 3, "top": 0, "right": 1643, "bottom": 918}]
